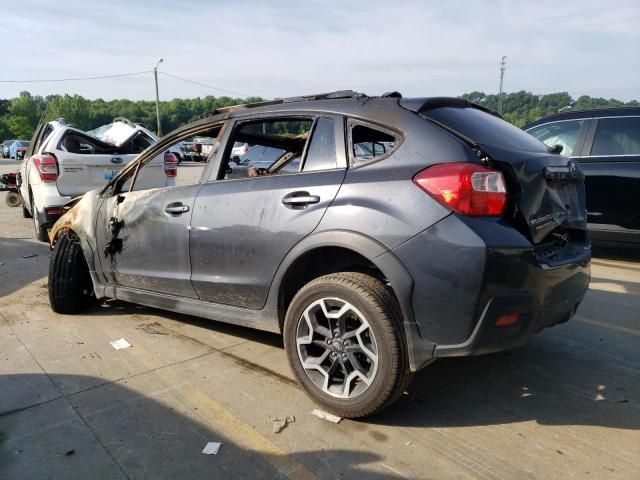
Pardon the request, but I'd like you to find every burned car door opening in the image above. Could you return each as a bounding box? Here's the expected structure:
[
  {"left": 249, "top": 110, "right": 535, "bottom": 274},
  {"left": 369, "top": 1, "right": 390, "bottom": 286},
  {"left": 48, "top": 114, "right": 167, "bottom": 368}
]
[{"left": 95, "top": 123, "right": 224, "bottom": 297}]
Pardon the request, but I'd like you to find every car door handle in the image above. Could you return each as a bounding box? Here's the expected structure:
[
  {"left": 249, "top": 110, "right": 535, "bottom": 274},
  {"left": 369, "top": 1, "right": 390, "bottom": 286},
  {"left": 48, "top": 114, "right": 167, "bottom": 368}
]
[
  {"left": 165, "top": 203, "right": 189, "bottom": 215},
  {"left": 282, "top": 192, "right": 320, "bottom": 208}
]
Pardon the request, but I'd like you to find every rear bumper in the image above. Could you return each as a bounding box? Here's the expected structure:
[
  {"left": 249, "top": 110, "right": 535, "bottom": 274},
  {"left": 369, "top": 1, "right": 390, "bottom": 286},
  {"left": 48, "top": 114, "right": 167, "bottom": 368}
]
[
  {"left": 392, "top": 214, "right": 591, "bottom": 370},
  {"left": 31, "top": 183, "right": 70, "bottom": 227},
  {"left": 433, "top": 289, "right": 586, "bottom": 358}
]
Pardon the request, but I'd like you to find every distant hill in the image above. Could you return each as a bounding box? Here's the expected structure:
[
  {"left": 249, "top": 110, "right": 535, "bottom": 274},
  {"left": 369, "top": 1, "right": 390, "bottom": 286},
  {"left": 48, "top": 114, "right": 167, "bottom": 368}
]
[
  {"left": 1, "top": 90, "right": 637, "bottom": 140},
  {"left": 461, "top": 90, "right": 639, "bottom": 127}
]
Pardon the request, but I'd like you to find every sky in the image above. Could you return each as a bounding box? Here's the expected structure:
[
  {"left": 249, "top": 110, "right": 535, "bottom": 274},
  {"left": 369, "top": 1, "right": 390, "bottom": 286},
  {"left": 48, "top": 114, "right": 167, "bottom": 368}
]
[{"left": 2, "top": 0, "right": 639, "bottom": 101}]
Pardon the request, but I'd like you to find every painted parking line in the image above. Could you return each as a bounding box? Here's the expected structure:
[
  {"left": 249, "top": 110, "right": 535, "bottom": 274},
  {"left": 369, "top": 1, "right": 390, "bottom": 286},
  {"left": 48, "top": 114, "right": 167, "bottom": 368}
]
[
  {"left": 96, "top": 323, "right": 318, "bottom": 480},
  {"left": 575, "top": 316, "right": 640, "bottom": 338}
]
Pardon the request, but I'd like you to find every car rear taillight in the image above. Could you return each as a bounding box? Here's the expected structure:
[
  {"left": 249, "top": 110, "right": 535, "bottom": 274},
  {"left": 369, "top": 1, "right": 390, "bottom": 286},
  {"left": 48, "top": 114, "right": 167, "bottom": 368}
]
[
  {"left": 413, "top": 162, "right": 507, "bottom": 216},
  {"left": 164, "top": 152, "right": 178, "bottom": 177},
  {"left": 33, "top": 154, "right": 59, "bottom": 182}
]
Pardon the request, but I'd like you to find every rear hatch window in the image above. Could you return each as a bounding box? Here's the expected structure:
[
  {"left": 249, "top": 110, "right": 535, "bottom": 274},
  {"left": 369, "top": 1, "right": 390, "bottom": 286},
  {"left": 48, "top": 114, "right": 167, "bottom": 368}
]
[
  {"left": 419, "top": 106, "right": 587, "bottom": 246},
  {"left": 52, "top": 132, "right": 139, "bottom": 197},
  {"left": 423, "top": 107, "right": 549, "bottom": 153}
]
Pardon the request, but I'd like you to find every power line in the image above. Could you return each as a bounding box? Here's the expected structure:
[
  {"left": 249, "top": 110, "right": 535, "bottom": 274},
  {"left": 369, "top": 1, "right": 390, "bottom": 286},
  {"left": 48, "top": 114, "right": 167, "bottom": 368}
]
[
  {"left": 0, "top": 70, "right": 152, "bottom": 83},
  {"left": 0, "top": 68, "right": 256, "bottom": 99},
  {"left": 159, "top": 71, "right": 253, "bottom": 98}
]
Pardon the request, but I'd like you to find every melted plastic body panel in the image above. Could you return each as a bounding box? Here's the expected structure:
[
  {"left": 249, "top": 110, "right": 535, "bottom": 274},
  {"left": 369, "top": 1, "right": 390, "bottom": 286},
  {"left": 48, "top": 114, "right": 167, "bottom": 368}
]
[{"left": 95, "top": 185, "right": 202, "bottom": 298}]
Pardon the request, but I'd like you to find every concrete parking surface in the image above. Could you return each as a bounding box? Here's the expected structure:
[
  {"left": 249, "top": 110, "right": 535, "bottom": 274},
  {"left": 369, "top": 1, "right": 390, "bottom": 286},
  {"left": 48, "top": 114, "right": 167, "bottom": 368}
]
[{"left": 1, "top": 157, "right": 638, "bottom": 479}]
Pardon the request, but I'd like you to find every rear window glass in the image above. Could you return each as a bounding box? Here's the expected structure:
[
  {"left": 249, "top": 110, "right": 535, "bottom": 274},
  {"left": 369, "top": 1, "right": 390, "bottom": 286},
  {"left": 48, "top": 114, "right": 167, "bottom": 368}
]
[
  {"left": 423, "top": 107, "right": 549, "bottom": 153},
  {"left": 349, "top": 122, "right": 399, "bottom": 166},
  {"left": 591, "top": 117, "right": 640, "bottom": 156}
]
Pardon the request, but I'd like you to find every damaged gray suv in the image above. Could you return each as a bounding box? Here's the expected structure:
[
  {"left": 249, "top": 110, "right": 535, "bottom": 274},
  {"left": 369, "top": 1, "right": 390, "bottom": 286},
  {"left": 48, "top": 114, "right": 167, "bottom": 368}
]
[{"left": 47, "top": 91, "right": 591, "bottom": 418}]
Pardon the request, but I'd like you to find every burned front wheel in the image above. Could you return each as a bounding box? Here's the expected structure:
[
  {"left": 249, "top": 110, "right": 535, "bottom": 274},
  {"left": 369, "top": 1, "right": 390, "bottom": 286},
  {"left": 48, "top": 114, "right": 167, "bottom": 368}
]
[
  {"left": 284, "top": 272, "right": 412, "bottom": 418},
  {"left": 49, "top": 231, "right": 94, "bottom": 314}
]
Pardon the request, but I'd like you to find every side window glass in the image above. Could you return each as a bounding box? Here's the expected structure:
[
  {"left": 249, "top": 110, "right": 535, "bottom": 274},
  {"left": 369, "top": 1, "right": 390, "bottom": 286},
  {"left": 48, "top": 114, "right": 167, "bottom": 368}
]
[
  {"left": 182, "top": 137, "right": 217, "bottom": 163},
  {"left": 117, "top": 124, "right": 223, "bottom": 193},
  {"left": 58, "top": 133, "right": 116, "bottom": 155},
  {"left": 119, "top": 132, "right": 155, "bottom": 154},
  {"left": 591, "top": 117, "right": 640, "bottom": 156},
  {"left": 303, "top": 117, "right": 337, "bottom": 172},
  {"left": 221, "top": 118, "right": 313, "bottom": 180},
  {"left": 349, "top": 122, "right": 399, "bottom": 166},
  {"left": 526, "top": 120, "right": 584, "bottom": 156}
]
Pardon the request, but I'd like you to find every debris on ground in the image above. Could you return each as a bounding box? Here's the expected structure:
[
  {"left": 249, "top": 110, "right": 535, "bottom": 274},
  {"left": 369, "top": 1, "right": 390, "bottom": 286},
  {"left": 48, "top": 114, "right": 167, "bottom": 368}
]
[
  {"left": 0, "top": 262, "right": 4, "bottom": 266},
  {"left": 310, "top": 409, "right": 342, "bottom": 424},
  {"left": 110, "top": 338, "right": 132, "bottom": 350},
  {"left": 58, "top": 449, "right": 75, "bottom": 456},
  {"left": 202, "top": 442, "right": 222, "bottom": 455},
  {"left": 22, "top": 254, "right": 38, "bottom": 259},
  {"left": 272, "top": 415, "right": 295, "bottom": 433},
  {"left": 136, "top": 322, "right": 169, "bottom": 335}
]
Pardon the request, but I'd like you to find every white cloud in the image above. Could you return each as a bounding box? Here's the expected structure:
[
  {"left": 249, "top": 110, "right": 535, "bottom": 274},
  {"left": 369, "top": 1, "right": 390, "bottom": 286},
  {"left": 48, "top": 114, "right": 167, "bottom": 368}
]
[{"left": 1, "top": 0, "right": 638, "bottom": 100}]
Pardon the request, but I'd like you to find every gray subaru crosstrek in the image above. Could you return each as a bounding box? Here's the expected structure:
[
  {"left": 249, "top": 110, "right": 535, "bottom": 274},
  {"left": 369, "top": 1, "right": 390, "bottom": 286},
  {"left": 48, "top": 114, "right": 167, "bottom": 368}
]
[{"left": 47, "top": 91, "right": 591, "bottom": 418}]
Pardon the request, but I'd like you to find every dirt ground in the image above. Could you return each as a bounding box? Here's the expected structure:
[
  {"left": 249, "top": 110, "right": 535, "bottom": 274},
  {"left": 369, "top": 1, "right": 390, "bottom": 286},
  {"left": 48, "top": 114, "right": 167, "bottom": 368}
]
[{"left": 1, "top": 157, "right": 639, "bottom": 479}]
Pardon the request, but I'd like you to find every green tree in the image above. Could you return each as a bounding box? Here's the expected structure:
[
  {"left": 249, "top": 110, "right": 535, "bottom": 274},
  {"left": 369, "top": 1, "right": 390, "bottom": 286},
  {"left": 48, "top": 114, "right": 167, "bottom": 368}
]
[
  {"left": 43, "top": 94, "right": 92, "bottom": 129},
  {"left": 7, "top": 91, "right": 46, "bottom": 138}
]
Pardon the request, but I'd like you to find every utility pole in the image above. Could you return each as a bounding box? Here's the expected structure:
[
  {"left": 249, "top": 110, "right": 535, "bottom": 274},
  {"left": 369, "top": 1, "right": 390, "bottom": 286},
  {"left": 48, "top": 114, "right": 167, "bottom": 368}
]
[
  {"left": 154, "top": 58, "right": 163, "bottom": 136},
  {"left": 497, "top": 55, "right": 507, "bottom": 116}
]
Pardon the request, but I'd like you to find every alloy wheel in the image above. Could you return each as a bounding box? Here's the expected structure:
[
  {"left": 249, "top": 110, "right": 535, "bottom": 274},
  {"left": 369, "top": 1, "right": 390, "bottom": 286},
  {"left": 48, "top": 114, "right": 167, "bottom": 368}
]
[{"left": 296, "top": 297, "right": 378, "bottom": 399}]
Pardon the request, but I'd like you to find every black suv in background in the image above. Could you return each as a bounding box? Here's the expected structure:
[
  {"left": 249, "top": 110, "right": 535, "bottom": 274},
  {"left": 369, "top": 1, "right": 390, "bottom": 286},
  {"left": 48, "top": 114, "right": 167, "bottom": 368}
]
[
  {"left": 47, "top": 92, "right": 590, "bottom": 418},
  {"left": 525, "top": 108, "right": 640, "bottom": 244}
]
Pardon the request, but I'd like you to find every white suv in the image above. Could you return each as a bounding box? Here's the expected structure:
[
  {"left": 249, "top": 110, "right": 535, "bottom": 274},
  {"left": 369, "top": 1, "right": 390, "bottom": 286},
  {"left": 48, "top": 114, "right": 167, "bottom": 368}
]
[{"left": 19, "top": 118, "right": 178, "bottom": 241}]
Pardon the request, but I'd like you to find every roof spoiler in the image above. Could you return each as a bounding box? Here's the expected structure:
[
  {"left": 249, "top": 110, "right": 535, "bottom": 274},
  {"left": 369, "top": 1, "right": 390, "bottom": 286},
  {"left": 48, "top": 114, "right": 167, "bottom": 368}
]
[{"left": 399, "top": 97, "right": 501, "bottom": 118}]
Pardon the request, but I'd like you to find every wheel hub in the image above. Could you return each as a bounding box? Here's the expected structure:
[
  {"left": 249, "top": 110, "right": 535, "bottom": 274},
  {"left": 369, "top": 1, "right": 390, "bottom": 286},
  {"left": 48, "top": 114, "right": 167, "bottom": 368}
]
[{"left": 296, "top": 297, "right": 378, "bottom": 399}]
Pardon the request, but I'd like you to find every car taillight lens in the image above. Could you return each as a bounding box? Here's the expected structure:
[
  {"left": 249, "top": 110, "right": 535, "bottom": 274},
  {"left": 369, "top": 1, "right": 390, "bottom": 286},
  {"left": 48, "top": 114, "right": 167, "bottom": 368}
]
[
  {"left": 164, "top": 152, "right": 178, "bottom": 177},
  {"left": 413, "top": 162, "right": 507, "bottom": 216},
  {"left": 33, "top": 154, "right": 59, "bottom": 182}
]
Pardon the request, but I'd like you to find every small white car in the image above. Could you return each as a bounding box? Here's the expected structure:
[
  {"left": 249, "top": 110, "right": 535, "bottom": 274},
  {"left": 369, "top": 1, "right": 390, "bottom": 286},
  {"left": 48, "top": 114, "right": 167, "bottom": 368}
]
[{"left": 19, "top": 118, "right": 178, "bottom": 241}]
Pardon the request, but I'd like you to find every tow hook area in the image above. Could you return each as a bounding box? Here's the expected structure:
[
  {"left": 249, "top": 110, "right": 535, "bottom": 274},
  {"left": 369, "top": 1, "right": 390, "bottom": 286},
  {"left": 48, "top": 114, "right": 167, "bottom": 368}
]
[{"left": 104, "top": 216, "right": 124, "bottom": 257}]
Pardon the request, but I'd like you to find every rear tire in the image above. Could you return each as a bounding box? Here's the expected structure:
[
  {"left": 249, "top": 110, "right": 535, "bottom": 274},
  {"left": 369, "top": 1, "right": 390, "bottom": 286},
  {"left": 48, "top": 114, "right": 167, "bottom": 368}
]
[
  {"left": 22, "top": 201, "right": 32, "bottom": 218},
  {"left": 49, "top": 231, "right": 94, "bottom": 314},
  {"left": 32, "top": 204, "right": 49, "bottom": 242},
  {"left": 284, "top": 272, "right": 412, "bottom": 418}
]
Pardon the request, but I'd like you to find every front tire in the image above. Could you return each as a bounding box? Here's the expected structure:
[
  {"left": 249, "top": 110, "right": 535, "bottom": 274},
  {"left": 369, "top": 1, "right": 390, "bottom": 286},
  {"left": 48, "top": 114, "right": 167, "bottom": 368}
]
[
  {"left": 284, "top": 272, "right": 412, "bottom": 418},
  {"left": 49, "top": 231, "right": 94, "bottom": 314}
]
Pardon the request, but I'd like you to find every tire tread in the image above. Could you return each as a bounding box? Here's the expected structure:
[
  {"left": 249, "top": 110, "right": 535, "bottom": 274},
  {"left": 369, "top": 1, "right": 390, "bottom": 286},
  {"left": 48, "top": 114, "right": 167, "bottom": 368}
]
[
  {"left": 285, "top": 271, "right": 412, "bottom": 418},
  {"left": 48, "top": 232, "right": 93, "bottom": 314}
]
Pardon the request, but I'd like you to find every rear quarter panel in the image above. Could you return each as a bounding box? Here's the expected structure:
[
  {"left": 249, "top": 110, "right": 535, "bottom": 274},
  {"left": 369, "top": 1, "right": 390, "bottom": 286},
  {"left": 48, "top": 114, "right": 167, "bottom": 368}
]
[{"left": 317, "top": 111, "right": 474, "bottom": 248}]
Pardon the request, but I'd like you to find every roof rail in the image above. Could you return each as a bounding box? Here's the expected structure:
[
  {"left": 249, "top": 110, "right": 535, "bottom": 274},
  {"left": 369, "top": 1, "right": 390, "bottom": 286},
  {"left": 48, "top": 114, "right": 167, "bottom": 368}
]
[
  {"left": 197, "top": 90, "right": 369, "bottom": 119},
  {"left": 113, "top": 117, "right": 135, "bottom": 127}
]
